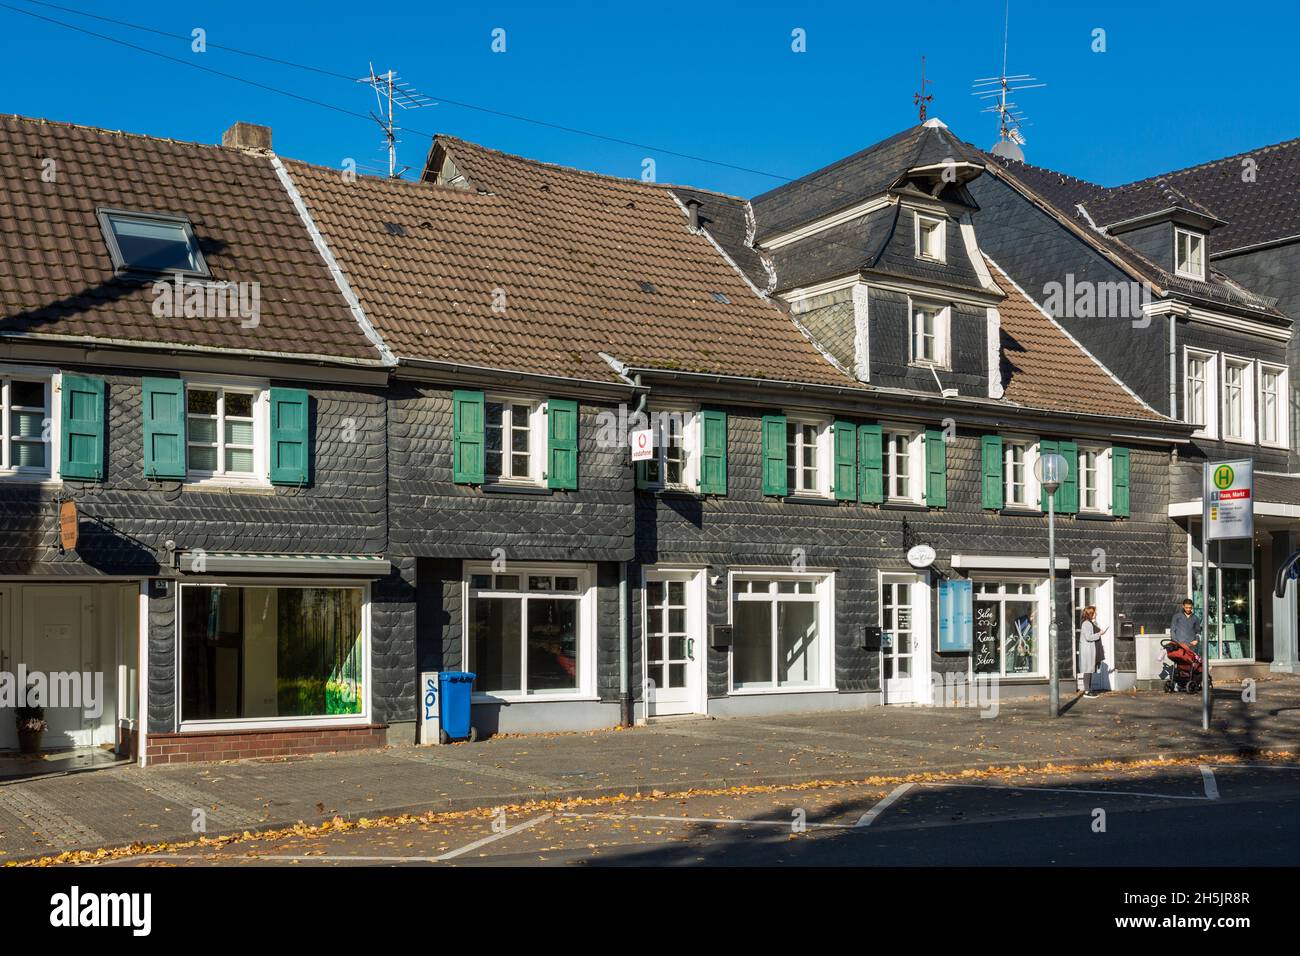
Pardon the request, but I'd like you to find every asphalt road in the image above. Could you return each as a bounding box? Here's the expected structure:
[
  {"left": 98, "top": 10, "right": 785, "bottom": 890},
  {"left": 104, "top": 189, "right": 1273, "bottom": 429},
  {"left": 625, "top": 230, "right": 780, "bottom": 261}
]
[{"left": 81, "top": 761, "right": 1300, "bottom": 867}]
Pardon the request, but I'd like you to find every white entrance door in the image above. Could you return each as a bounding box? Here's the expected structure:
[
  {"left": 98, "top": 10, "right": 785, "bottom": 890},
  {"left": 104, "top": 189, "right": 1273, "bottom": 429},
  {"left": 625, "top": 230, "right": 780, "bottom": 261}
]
[
  {"left": 1074, "top": 578, "right": 1115, "bottom": 691},
  {"left": 881, "top": 573, "right": 931, "bottom": 704},
  {"left": 21, "top": 585, "right": 94, "bottom": 749},
  {"left": 644, "top": 571, "right": 704, "bottom": 717}
]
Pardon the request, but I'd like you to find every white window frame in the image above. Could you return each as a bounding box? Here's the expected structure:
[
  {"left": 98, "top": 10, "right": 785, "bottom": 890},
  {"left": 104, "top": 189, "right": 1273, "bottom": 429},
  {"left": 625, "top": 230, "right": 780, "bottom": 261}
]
[
  {"left": 0, "top": 367, "right": 59, "bottom": 482},
  {"left": 1174, "top": 227, "right": 1206, "bottom": 281},
  {"left": 1002, "top": 436, "right": 1040, "bottom": 510},
  {"left": 641, "top": 407, "right": 698, "bottom": 492},
  {"left": 726, "top": 569, "right": 836, "bottom": 695},
  {"left": 463, "top": 562, "right": 598, "bottom": 703},
  {"left": 1257, "top": 362, "right": 1288, "bottom": 449},
  {"left": 971, "top": 577, "right": 1049, "bottom": 679},
  {"left": 914, "top": 213, "right": 946, "bottom": 263},
  {"left": 175, "top": 578, "right": 372, "bottom": 732},
  {"left": 1077, "top": 445, "right": 1112, "bottom": 514},
  {"left": 484, "top": 394, "right": 546, "bottom": 486},
  {"left": 1220, "top": 355, "right": 1254, "bottom": 444},
  {"left": 882, "top": 427, "right": 924, "bottom": 504},
  {"left": 1183, "top": 348, "right": 1218, "bottom": 440},
  {"left": 908, "top": 298, "right": 951, "bottom": 368},
  {"left": 785, "top": 416, "right": 832, "bottom": 498},
  {"left": 184, "top": 375, "right": 269, "bottom": 487}
]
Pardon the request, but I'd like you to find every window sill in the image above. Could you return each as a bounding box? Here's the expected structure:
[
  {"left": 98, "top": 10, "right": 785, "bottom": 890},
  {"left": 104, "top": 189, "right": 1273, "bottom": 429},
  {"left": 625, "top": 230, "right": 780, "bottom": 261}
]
[
  {"left": 183, "top": 480, "right": 275, "bottom": 494},
  {"left": 1076, "top": 511, "right": 1116, "bottom": 521},
  {"left": 178, "top": 715, "right": 370, "bottom": 733},
  {"left": 782, "top": 493, "right": 837, "bottom": 505},
  {"left": 471, "top": 693, "right": 597, "bottom": 705},
  {"left": 999, "top": 507, "right": 1041, "bottom": 517},
  {"left": 483, "top": 481, "right": 552, "bottom": 496},
  {"left": 0, "top": 474, "right": 59, "bottom": 487},
  {"left": 727, "top": 685, "right": 837, "bottom": 697},
  {"left": 1220, "top": 436, "right": 1254, "bottom": 446},
  {"left": 883, "top": 500, "right": 927, "bottom": 511}
]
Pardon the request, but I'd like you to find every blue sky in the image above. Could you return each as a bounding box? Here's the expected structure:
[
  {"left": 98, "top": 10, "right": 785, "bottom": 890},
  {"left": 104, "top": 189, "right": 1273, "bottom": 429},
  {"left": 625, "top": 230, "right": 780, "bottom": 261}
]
[{"left": 2, "top": 0, "right": 1296, "bottom": 196}]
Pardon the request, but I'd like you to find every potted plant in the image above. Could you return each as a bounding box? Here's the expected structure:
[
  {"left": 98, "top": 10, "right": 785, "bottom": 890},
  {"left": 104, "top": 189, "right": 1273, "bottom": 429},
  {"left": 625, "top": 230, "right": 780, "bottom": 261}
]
[{"left": 15, "top": 704, "right": 47, "bottom": 754}]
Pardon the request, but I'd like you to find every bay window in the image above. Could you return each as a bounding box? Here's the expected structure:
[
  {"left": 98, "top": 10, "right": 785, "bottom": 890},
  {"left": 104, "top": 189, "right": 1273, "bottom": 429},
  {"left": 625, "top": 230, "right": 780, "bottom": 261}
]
[
  {"left": 179, "top": 584, "right": 366, "bottom": 724},
  {"left": 730, "top": 574, "right": 833, "bottom": 691},
  {"left": 466, "top": 565, "right": 594, "bottom": 698}
]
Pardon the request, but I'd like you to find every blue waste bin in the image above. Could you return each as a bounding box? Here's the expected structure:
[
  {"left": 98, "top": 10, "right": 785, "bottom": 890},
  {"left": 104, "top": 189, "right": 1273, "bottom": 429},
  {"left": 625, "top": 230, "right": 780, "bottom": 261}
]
[{"left": 438, "top": 671, "right": 477, "bottom": 743}]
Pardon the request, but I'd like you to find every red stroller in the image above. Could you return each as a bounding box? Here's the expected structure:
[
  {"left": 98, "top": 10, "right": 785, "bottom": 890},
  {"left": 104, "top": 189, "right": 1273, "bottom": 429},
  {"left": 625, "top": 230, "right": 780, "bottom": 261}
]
[{"left": 1160, "top": 639, "right": 1210, "bottom": 693}]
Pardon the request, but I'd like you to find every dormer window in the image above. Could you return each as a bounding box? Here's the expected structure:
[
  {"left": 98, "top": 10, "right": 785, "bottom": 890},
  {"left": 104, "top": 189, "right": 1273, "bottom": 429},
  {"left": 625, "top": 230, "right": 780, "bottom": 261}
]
[
  {"left": 915, "top": 214, "right": 945, "bottom": 263},
  {"left": 98, "top": 209, "right": 210, "bottom": 278},
  {"left": 1174, "top": 227, "right": 1206, "bottom": 280}
]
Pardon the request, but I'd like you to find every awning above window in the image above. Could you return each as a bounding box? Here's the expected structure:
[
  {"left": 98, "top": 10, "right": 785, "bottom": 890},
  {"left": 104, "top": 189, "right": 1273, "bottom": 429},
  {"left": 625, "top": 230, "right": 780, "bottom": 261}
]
[
  {"left": 175, "top": 551, "right": 390, "bottom": 576},
  {"left": 951, "top": 554, "right": 1070, "bottom": 571}
]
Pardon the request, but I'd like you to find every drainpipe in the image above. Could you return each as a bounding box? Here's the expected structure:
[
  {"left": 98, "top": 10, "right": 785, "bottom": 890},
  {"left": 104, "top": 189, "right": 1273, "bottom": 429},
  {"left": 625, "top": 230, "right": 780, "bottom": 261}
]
[
  {"left": 1168, "top": 313, "right": 1178, "bottom": 418},
  {"left": 619, "top": 377, "right": 648, "bottom": 726}
]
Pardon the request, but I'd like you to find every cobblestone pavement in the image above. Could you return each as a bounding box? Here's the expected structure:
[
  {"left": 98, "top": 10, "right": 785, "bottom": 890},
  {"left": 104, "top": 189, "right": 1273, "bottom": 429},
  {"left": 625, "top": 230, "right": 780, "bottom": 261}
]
[{"left": 3, "top": 676, "right": 1297, "bottom": 863}]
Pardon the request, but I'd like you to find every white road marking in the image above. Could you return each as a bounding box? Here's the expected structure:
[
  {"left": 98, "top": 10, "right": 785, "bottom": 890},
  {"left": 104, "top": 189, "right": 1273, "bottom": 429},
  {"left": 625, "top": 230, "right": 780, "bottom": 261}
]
[
  {"left": 559, "top": 811, "right": 859, "bottom": 830},
  {"left": 933, "top": 782, "right": 1209, "bottom": 801},
  {"left": 107, "top": 853, "right": 444, "bottom": 864},
  {"left": 856, "top": 783, "right": 916, "bottom": 827},
  {"left": 1200, "top": 766, "right": 1220, "bottom": 800},
  {"left": 433, "top": 813, "right": 553, "bottom": 860}
]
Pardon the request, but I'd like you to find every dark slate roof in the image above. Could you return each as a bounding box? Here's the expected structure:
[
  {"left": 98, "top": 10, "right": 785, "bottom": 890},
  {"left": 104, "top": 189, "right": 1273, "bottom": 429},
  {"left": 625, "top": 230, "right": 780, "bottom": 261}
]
[
  {"left": 1120, "top": 138, "right": 1300, "bottom": 254},
  {"left": 1084, "top": 177, "right": 1224, "bottom": 229},
  {"left": 750, "top": 122, "right": 984, "bottom": 242},
  {"left": 0, "top": 113, "right": 383, "bottom": 363},
  {"left": 669, "top": 186, "right": 771, "bottom": 291},
  {"left": 286, "top": 137, "right": 861, "bottom": 388},
  {"left": 767, "top": 206, "right": 893, "bottom": 291},
  {"left": 981, "top": 151, "right": 1285, "bottom": 319}
]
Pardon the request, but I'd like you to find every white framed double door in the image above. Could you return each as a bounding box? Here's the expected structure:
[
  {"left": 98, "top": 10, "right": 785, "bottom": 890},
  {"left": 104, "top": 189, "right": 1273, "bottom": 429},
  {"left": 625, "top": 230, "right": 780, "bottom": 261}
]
[
  {"left": 1073, "top": 577, "right": 1115, "bottom": 690},
  {"left": 642, "top": 569, "right": 707, "bottom": 717},
  {"left": 879, "top": 572, "right": 932, "bottom": 704}
]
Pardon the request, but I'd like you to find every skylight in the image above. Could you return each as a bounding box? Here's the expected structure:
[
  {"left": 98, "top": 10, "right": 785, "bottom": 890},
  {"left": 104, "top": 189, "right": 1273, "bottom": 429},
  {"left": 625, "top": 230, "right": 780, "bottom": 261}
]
[{"left": 98, "top": 209, "right": 209, "bottom": 277}]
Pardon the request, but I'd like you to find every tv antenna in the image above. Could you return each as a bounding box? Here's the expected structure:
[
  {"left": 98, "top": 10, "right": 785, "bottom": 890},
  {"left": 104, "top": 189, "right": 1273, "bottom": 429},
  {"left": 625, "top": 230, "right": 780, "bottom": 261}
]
[
  {"left": 971, "top": 1, "right": 1044, "bottom": 161},
  {"left": 356, "top": 63, "right": 435, "bottom": 178},
  {"left": 914, "top": 55, "right": 934, "bottom": 122}
]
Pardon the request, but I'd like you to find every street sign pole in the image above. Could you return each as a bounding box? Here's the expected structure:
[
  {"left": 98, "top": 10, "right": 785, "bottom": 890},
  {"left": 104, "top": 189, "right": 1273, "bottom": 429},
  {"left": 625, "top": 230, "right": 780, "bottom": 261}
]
[
  {"left": 1201, "top": 459, "right": 1254, "bottom": 732},
  {"left": 1200, "top": 489, "right": 1211, "bottom": 732}
]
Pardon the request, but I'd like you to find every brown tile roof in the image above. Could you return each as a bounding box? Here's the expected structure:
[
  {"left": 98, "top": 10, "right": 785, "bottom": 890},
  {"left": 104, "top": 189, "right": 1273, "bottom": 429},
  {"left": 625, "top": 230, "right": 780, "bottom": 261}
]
[
  {"left": 284, "top": 136, "right": 861, "bottom": 387},
  {"left": 988, "top": 258, "right": 1166, "bottom": 422},
  {"left": 0, "top": 114, "right": 382, "bottom": 362}
]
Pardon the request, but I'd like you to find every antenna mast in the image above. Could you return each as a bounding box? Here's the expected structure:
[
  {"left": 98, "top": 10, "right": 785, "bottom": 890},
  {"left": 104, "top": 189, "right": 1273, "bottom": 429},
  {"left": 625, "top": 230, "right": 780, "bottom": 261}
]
[
  {"left": 971, "top": 1, "right": 1044, "bottom": 161},
  {"left": 914, "top": 55, "right": 933, "bottom": 122},
  {"left": 356, "top": 63, "right": 434, "bottom": 178}
]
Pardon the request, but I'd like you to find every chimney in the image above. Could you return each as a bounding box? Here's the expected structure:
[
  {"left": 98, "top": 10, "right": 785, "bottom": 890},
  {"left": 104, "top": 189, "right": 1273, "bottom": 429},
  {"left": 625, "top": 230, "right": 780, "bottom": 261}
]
[
  {"left": 685, "top": 198, "right": 702, "bottom": 233},
  {"left": 221, "top": 121, "right": 273, "bottom": 151}
]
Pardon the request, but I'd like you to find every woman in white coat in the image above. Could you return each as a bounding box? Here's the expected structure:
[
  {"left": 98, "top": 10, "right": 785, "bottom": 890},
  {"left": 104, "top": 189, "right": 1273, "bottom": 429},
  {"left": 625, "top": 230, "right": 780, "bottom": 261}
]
[{"left": 1079, "top": 605, "right": 1106, "bottom": 698}]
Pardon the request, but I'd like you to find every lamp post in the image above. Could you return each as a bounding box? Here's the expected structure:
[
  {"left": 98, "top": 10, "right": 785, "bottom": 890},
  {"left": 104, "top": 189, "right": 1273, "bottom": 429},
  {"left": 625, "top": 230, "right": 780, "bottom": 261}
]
[{"left": 1035, "top": 452, "right": 1070, "bottom": 717}]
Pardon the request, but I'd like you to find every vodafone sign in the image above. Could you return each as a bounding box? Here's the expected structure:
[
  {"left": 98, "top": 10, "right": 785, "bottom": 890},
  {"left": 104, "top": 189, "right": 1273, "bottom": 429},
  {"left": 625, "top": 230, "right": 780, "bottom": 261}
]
[{"left": 630, "top": 428, "right": 654, "bottom": 462}]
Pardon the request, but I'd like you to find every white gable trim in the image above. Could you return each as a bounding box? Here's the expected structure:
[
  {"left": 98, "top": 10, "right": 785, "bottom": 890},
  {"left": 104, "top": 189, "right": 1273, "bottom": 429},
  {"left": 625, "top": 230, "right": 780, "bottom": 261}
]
[
  {"left": 760, "top": 195, "right": 895, "bottom": 250},
  {"left": 852, "top": 282, "right": 870, "bottom": 382}
]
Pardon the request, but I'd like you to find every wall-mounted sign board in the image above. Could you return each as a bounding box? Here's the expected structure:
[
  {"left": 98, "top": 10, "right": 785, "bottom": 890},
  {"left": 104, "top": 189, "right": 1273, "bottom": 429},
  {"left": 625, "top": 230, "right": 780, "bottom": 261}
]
[{"left": 937, "top": 578, "right": 972, "bottom": 652}]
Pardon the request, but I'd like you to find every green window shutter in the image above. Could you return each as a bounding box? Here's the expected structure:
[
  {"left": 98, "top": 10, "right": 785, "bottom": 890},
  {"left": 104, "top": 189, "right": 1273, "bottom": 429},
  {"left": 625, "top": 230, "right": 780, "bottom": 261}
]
[
  {"left": 141, "top": 377, "right": 186, "bottom": 480},
  {"left": 1038, "top": 440, "right": 1059, "bottom": 511},
  {"left": 857, "top": 423, "right": 883, "bottom": 504},
  {"left": 697, "top": 408, "right": 728, "bottom": 495},
  {"left": 1111, "top": 446, "right": 1131, "bottom": 517},
  {"left": 832, "top": 420, "right": 857, "bottom": 501},
  {"left": 547, "top": 397, "right": 579, "bottom": 490},
  {"left": 60, "top": 374, "right": 105, "bottom": 481},
  {"left": 761, "top": 414, "right": 788, "bottom": 497},
  {"left": 981, "top": 434, "right": 1004, "bottom": 509},
  {"left": 1057, "top": 440, "right": 1079, "bottom": 514},
  {"left": 452, "top": 389, "right": 485, "bottom": 484},
  {"left": 924, "top": 428, "right": 947, "bottom": 508},
  {"left": 269, "top": 387, "right": 311, "bottom": 486}
]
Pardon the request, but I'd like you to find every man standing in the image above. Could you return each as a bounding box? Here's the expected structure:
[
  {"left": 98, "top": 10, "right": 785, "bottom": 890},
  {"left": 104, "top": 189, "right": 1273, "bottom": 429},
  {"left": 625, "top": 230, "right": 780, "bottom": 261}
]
[{"left": 1171, "top": 598, "right": 1201, "bottom": 651}]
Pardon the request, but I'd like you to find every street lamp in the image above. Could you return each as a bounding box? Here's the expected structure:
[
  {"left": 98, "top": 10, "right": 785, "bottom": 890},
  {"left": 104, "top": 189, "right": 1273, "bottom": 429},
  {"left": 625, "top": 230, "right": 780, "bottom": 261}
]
[{"left": 1035, "top": 451, "right": 1069, "bottom": 717}]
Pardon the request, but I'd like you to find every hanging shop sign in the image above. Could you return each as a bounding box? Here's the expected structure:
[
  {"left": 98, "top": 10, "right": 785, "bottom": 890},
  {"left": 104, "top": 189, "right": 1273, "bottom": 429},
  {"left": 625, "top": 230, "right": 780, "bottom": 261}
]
[
  {"left": 937, "top": 578, "right": 973, "bottom": 652},
  {"left": 630, "top": 429, "right": 654, "bottom": 462},
  {"left": 906, "top": 543, "right": 936, "bottom": 569},
  {"left": 58, "top": 499, "right": 79, "bottom": 552}
]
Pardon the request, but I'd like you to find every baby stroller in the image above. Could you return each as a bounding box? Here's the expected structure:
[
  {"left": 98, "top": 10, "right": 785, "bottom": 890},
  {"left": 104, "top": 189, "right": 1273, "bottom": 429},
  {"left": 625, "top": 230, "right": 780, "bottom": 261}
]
[{"left": 1160, "top": 639, "right": 1210, "bottom": 693}]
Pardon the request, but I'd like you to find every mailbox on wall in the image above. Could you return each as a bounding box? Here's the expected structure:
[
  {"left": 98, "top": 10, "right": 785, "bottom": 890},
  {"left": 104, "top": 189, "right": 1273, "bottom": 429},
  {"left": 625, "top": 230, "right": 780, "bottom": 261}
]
[
  {"left": 861, "top": 625, "right": 882, "bottom": 652},
  {"left": 710, "top": 624, "right": 733, "bottom": 649}
]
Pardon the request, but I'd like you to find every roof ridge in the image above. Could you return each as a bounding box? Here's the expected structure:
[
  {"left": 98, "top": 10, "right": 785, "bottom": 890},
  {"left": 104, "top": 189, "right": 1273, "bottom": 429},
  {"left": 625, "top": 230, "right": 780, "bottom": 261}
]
[
  {"left": 2, "top": 110, "right": 250, "bottom": 156},
  {"left": 750, "top": 125, "right": 924, "bottom": 203},
  {"left": 1120, "top": 135, "right": 1300, "bottom": 187},
  {"left": 437, "top": 133, "right": 680, "bottom": 192}
]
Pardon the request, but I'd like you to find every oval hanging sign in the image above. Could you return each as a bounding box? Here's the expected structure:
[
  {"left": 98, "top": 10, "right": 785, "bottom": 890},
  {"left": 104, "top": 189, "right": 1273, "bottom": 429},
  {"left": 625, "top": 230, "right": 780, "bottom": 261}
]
[
  {"left": 59, "top": 499, "right": 79, "bottom": 552},
  {"left": 906, "top": 544, "right": 936, "bottom": 568}
]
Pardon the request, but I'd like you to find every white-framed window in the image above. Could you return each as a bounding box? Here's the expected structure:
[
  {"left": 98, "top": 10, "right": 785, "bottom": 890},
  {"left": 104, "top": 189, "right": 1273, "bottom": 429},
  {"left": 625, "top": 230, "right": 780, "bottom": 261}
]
[
  {"left": 1184, "top": 348, "right": 1218, "bottom": 439},
  {"left": 0, "top": 372, "right": 54, "bottom": 479},
  {"left": 485, "top": 396, "right": 545, "bottom": 484},
  {"left": 186, "top": 380, "right": 266, "bottom": 483},
  {"left": 909, "top": 299, "right": 950, "bottom": 367},
  {"left": 1221, "top": 356, "right": 1254, "bottom": 443},
  {"left": 1003, "top": 438, "right": 1038, "bottom": 509},
  {"left": 177, "top": 581, "right": 369, "bottom": 730},
  {"left": 883, "top": 428, "right": 923, "bottom": 503},
  {"left": 641, "top": 408, "right": 697, "bottom": 491},
  {"left": 465, "top": 563, "right": 596, "bottom": 700},
  {"left": 914, "top": 213, "right": 946, "bottom": 262},
  {"left": 729, "top": 572, "right": 835, "bottom": 692},
  {"left": 1258, "top": 363, "right": 1288, "bottom": 448},
  {"left": 1175, "top": 228, "right": 1206, "bottom": 280},
  {"left": 1078, "top": 445, "right": 1111, "bottom": 514},
  {"left": 786, "top": 417, "right": 830, "bottom": 496},
  {"left": 973, "top": 579, "right": 1045, "bottom": 677}
]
